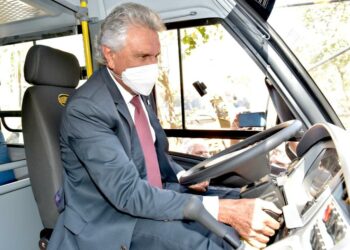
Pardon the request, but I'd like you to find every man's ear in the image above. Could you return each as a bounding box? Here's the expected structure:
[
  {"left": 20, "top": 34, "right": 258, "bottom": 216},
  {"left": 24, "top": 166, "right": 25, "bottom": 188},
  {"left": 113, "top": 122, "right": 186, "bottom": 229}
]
[{"left": 102, "top": 46, "right": 115, "bottom": 69}]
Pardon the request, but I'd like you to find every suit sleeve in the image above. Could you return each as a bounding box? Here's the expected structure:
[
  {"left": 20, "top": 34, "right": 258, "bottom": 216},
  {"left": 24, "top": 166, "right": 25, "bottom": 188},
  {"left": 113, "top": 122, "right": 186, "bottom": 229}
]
[
  {"left": 62, "top": 97, "right": 195, "bottom": 221},
  {"left": 167, "top": 155, "right": 185, "bottom": 176}
]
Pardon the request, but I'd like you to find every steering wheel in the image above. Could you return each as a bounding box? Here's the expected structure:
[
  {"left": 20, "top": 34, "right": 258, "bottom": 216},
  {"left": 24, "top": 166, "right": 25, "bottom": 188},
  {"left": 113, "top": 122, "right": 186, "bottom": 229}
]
[{"left": 180, "top": 120, "right": 303, "bottom": 185}]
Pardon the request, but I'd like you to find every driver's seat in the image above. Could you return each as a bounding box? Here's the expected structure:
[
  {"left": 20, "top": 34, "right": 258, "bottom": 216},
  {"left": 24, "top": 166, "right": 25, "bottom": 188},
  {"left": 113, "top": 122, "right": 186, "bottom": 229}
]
[{"left": 22, "top": 45, "right": 80, "bottom": 248}]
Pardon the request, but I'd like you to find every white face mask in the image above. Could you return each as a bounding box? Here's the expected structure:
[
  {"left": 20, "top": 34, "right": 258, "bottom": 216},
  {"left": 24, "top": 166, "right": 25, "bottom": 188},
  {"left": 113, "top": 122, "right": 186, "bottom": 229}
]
[{"left": 120, "top": 64, "right": 159, "bottom": 96}]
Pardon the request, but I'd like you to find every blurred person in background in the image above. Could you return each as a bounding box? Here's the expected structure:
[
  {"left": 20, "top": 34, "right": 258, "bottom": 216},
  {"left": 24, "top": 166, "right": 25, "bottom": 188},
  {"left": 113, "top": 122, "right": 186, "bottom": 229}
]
[{"left": 186, "top": 139, "right": 211, "bottom": 158}]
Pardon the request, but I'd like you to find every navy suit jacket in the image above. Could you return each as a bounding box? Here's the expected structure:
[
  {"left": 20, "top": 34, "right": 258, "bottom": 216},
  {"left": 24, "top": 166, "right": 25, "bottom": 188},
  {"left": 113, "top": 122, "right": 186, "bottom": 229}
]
[{"left": 48, "top": 67, "right": 194, "bottom": 250}]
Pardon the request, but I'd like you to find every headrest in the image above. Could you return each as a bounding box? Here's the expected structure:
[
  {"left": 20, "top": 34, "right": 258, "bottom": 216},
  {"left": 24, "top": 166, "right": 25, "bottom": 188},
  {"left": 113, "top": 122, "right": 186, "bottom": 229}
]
[{"left": 24, "top": 45, "right": 80, "bottom": 88}]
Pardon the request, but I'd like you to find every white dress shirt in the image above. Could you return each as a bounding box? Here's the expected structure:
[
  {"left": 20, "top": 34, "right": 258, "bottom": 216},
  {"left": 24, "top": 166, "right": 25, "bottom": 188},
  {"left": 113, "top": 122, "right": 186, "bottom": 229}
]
[{"left": 107, "top": 68, "right": 219, "bottom": 219}]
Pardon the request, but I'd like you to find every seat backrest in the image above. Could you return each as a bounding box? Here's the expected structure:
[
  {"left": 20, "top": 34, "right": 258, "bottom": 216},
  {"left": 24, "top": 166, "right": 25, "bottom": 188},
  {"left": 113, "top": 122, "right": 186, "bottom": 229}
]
[{"left": 22, "top": 45, "right": 80, "bottom": 229}]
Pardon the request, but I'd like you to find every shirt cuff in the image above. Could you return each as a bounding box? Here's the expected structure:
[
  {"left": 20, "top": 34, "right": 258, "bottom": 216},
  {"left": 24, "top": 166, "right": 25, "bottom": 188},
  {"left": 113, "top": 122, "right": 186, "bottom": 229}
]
[
  {"left": 176, "top": 170, "right": 186, "bottom": 181},
  {"left": 202, "top": 196, "right": 219, "bottom": 220}
]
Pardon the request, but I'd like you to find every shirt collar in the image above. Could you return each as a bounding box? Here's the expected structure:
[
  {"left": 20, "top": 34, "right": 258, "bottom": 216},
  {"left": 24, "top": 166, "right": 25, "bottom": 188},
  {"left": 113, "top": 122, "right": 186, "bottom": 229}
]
[{"left": 107, "top": 67, "right": 135, "bottom": 104}]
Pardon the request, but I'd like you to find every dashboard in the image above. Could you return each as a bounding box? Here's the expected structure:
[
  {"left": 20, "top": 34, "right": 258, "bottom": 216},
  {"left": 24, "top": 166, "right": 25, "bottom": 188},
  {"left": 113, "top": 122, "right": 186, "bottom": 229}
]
[{"left": 266, "top": 125, "right": 350, "bottom": 250}]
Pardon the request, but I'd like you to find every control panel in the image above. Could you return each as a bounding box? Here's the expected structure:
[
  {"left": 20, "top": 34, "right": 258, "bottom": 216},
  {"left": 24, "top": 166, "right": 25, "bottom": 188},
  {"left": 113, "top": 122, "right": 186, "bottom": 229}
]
[{"left": 310, "top": 200, "right": 348, "bottom": 250}]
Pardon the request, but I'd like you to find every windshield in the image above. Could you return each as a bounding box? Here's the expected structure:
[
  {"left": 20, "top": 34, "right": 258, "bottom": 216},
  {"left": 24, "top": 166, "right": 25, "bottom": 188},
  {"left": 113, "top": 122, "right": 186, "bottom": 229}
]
[{"left": 268, "top": 0, "right": 350, "bottom": 129}]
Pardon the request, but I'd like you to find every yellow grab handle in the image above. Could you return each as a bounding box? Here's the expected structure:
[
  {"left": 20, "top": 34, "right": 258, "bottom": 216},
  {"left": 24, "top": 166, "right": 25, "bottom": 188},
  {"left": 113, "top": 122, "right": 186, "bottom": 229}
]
[{"left": 80, "top": 0, "right": 93, "bottom": 78}]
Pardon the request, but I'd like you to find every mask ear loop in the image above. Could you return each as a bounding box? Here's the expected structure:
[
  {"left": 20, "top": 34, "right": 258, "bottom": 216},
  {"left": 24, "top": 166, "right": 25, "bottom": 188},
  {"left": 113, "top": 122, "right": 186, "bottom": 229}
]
[
  {"left": 108, "top": 68, "right": 140, "bottom": 96},
  {"left": 109, "top": 69, "right": 123, "bottom": 82}
]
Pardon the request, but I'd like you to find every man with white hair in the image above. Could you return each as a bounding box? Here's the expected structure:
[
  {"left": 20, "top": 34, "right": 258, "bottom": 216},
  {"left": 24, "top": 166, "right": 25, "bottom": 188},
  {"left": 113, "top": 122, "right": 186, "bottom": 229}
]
[
  {"left": 186, "top": 139, "right": 211, "bottom": 158},
  {"left": 48, "top": 3, "right": 281, "bottom": 250}
]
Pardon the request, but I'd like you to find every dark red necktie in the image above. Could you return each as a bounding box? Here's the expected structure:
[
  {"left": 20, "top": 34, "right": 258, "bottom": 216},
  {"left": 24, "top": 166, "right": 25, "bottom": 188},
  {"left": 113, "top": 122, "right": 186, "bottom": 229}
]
[{"left": 131, "top": 96, "right": 162, "bottom": 188}]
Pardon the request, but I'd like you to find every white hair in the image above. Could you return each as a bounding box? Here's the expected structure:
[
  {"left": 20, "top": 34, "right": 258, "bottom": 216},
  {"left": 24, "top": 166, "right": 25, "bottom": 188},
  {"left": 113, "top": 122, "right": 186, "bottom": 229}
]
[
  {"left": 185, "top": 139, "right": 209, "bottom": 154},
  {"left": 95, "top": 2, "right": 166, "bottom": 65}
]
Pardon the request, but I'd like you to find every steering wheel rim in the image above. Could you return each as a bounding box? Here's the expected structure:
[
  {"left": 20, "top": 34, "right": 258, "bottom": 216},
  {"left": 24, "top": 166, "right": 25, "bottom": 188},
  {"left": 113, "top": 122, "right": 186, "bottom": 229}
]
[{"left": 180, "top": 120, "right": 303, "bottom": 185}]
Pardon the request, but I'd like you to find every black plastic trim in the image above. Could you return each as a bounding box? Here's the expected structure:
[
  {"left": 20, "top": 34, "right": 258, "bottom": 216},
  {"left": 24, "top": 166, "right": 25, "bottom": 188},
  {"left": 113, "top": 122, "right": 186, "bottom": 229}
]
[{"left": 0, "top": 111, "right": 22, "bottom": 132}]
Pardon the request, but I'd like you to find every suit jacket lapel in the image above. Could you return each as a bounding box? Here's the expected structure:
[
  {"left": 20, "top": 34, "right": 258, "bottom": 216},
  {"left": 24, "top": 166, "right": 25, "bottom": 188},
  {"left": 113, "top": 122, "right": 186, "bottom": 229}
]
[
  {"left": 101, "top": 67, "right": 147, "bottom": 178},
  {"left": 101, "top": 67, "right": 134, "bottom": 132},
  {"left": 141, "top": 96, "right": 157, "bottom": 130},
  {"left": 141, "top": 95, "right": 166, "bottom": 145}
]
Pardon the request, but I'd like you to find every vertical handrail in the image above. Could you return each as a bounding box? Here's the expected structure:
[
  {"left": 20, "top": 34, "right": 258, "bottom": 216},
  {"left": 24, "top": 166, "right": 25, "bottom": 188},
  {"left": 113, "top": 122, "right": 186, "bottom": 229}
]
[{"left": 80, "top": 0, "right": 93, "bottom": 78}]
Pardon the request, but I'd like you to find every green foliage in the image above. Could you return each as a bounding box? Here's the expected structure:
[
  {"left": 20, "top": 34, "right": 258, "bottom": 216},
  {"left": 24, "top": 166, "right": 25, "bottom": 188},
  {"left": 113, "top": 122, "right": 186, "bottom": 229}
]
[
  {"left": 181, "top": 24, "right": 222, "bottom": 56},
  {"left": 301, "top": 2, "right": 350, "bottom": 126},
  {"left": 304, "top": 3, "right": 349, "bottom": 66},
  {"left": 182, "top": 29, "right": 198, "bottom": 56}
]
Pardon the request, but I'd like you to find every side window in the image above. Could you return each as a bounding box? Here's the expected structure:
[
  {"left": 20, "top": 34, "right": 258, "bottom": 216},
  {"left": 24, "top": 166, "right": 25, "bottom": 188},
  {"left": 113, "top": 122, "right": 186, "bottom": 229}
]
[
  {"left": 156, "top": 23, "right": 276, "bottom": 156},
  {"left": 0, "top": 34, "right": 85, "bottom": 144},
  {"left": 0, "top": 42, "right": 32, "bottom": 144},
  {"left": 269, "top": 1, "right": 350, "bottom": 129}
]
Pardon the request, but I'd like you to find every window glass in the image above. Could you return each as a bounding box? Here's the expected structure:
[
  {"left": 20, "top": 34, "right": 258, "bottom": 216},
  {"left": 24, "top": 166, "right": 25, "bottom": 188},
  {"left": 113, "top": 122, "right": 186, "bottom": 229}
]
[
  {"left": 0, "top": 42, "right": 32, "bottom": 143},
  {"left": 0, "top": 42, "right": 32, "bottom": 111},
  {"left": 157, "top": 23, "right": 273, "bottom": 155},
  {"left": 269, "top": 0, "right": 350, "bottom": 128},
  {"left": 170, "top": 137, "right": 230, "bottom": 157},
  {"left": 157, "top": 30, "right": 182, "bottom": 129},
  {"left": 179, "top": 25, "right": 268, "bottom": 130}
]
